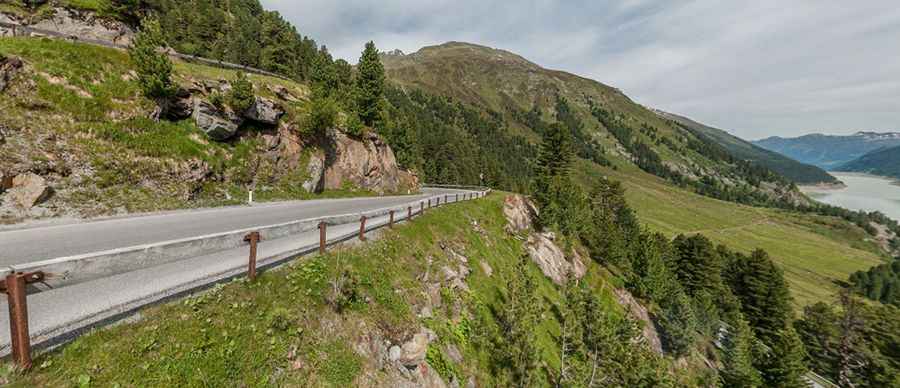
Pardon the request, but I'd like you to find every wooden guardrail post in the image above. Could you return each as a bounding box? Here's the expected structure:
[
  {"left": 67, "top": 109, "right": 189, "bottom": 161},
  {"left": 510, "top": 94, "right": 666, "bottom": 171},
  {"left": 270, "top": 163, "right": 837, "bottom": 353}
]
[
  {"left": 389, "top": 210, "right": 395, "bottom": 228},
  {"left": 408, "top": 206, "right": 412, "bottom": 220},
  {"left": 318, "top": 222, "right": 327, "bottom": 254},
  {"left": 420, "top": 202, "right": 424, "bottom": 214},
  {"left": 2, "top": 271, "right": 44, "bottom": 370},
  {"left": 359, "top": 216, "right": 367, "bottom": 241},
  {"left": 244, "top": 232, "right": 260, "bottom": 281}
]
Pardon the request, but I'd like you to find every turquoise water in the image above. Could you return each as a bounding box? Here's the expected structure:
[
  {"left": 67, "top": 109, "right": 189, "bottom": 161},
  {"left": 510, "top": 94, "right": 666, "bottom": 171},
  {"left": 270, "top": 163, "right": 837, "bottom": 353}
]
[{"left": 803, "top": 173, "right": 900, "bottom": 222}]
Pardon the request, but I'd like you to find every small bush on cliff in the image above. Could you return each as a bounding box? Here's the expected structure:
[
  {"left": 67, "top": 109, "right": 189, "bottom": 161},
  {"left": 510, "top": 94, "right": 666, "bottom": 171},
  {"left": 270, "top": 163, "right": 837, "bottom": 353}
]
[
  {"left": 303, "top": 96, "right": 337, "bottom": 137},
  {"left": 129, "top": 17, "right": 176, "bottom": 120},
  {"left": 227, "top": 71, "right": 254, "bottom": 113},
  {"left": 343, "top": 114, "right": 366, "bottom": 139}
]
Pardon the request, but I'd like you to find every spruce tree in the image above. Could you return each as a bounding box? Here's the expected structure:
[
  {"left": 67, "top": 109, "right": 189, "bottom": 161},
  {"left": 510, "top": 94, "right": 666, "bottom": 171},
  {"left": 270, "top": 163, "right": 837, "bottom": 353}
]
[
  {"left": 355, "top": 41, "right": 385, "bottom": 127},
  {"left": 671, "top": 234, "right": 725, "bottom": 297},
  {"left": 129, "top": 17, "right": 176, "bottom": 120},
  {"left": 760, "top": 326, "right": 808, "bottom": 388},
  {"left": 728, "top": 249, "right": 792, "bottom": 344},
  {"left": 501, "top": 255, "right": 542, "bottom": 387},
  {"left": 557, "top": 278, "right": 587, "bottom": 387},
  {"left": 658, "top": 290, "right": 697, "bottom": 356},
  {"left": 721, "top": 317, "right": 764, "bottom": 388}
]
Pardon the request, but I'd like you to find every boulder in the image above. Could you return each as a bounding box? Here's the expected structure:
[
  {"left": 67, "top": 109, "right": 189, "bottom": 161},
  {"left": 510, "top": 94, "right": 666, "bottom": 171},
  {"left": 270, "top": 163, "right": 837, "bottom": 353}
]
[
  {"left": 165, "top": 88, "right": 194, "bottom": 119},
  {"left": 0, "top": 55, "right": 24, "bottom": 93},
  {"left": 243, "top": 97, "right": 284, "bottom": 125},
  {"left": 192, "top": 99, "right": 243, "bottom": 141},
  {"left": 398, "top": 331, "right": 430, "bottom": 367},
  {"left": 5, "top": 173, "right": 50, "bottom": 209},
  {"left": 269, "top": 84, "right": 300, "bottom": 102},
  {"left": 324, "top": 129, "right": 418, "bottom": 194},
  {"left": 503, "top": 194, "right": 538, "bottom": 233},
  {"left": 302, "top": 152, "right": 326, "bottom": 193},
  {"left": 525, "top": 232, "right": 585, "bottom": 285}
]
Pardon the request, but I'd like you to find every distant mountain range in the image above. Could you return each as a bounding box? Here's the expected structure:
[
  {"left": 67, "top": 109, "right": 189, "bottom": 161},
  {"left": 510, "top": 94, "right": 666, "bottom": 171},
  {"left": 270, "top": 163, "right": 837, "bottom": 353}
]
[
  {"left": 658, "top": 112, "right": 838, "bottom": 185},
  {"left": 837, "top": 144, "right": 900, "bottom": 179},
  {"left": 754, "top": 132, "right": 900, "bottom": 171}
]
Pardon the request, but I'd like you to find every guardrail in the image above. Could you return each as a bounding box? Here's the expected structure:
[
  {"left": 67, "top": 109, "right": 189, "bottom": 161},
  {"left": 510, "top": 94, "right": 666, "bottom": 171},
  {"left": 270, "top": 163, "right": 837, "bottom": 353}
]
[
  {"left": 0, "top": 188, "right": 489, "bottom": 368},
  {"left": 0, "top": 21, "right": 291, "bottom": 81}
]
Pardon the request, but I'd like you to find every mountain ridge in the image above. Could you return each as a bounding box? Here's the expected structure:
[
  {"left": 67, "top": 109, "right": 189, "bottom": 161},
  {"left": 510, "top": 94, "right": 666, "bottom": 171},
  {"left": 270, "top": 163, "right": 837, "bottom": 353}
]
[
  {"left": 754, "top": 132, "right": 900, "bottom": 170},
  {"left": 837, "top": 144, "right": 900, "bottom": 179}
]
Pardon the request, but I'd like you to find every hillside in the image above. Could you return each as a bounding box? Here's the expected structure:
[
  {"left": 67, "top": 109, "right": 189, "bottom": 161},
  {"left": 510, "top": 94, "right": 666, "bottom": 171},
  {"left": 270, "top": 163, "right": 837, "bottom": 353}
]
[
  {"left": 837, "top": 144, "right": 900, "bottom": 179},
  {"left": 382, "top": 42, "right": 813, "bottom": 209},
  {"left": 754, "top": 131, "right": 900, "bottom": 170},
  {"left": 658, "top": 111, "right": 839, "bottom": 185},
  {"left": 0, "top": 36, "right": 416, "bottom": 224}
]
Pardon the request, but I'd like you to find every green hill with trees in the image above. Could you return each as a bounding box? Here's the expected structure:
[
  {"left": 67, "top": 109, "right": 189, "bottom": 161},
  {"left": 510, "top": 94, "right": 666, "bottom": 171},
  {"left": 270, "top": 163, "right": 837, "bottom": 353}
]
[
  {"left": 837, "top": 144, "right": 900, "bottom": 179},
  {"left": 658, "top": 111, "right": 839, "bottom": 185},
  {"left": 2, "top": 1, "right": 899, "bottom": 386}
]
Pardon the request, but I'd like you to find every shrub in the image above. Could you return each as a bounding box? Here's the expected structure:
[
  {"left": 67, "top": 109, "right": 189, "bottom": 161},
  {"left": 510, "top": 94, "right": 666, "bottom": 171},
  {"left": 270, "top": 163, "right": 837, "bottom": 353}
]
[
  {"left": 227, "top": 71, "right": 254, "bottom": 113},
  {"left": 303, "top": 97, "right": 337, "bottom": 137},
  {"left": 343, "top": 114, "right": 366, "bottom": 139}
]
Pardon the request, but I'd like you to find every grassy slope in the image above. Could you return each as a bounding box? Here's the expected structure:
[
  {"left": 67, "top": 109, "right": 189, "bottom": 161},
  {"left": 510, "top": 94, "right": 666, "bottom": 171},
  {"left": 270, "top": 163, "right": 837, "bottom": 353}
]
[
  {"left": 3, "top": 194, "right": 686, "bottom": 387},
  {"left": 577, "top": 161, "right": 886, "bottom": 306},
  {"left": 0, "top": 37, "right": 375, "bottom": 222}
]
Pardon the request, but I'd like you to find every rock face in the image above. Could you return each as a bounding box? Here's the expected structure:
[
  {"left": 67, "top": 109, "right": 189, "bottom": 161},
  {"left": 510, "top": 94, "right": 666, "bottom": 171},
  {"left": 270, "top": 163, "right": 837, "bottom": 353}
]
[
  {"left": 613, "top": 288, "right": 664, "bottom": 355},
  {"left": 243, "top": 97, "right": 284, "bottom": 125},
  {"left": 192, "top": 99, "right": 244, "bottom": 141},
  {"left": 0, "top": 55, "right": 24, "bottom": 93},
  {"left": 503, "top": 194, "right": 538, "bottom": 233},
  {"left": 22, "top": 8, "right": 134, "bottom": 46},
  {"left": 4, "top": 173, "right": 50, "bottom": 209},
  {"left": 324, "top": 129, "right": 418, "bottom": 194},
  {"left": 302, "top": 152, "right": 326, "bottom": 193},
  {"left": 525, "top": 232, "right": 584, "bottom": 285},
  {"left": 165, "top": 88, "right": 194, "bottom": 119}
]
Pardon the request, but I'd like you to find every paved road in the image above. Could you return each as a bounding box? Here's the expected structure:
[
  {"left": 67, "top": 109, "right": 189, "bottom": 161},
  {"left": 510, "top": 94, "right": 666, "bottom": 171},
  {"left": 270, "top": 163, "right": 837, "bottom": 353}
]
[{"left": 0, "top": 188, "right": 468, "bottom": 266}]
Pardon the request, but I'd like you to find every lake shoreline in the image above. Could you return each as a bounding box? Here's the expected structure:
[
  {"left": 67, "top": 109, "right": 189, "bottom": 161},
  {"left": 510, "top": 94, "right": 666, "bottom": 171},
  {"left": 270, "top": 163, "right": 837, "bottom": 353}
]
[
  {"left": 801, "top": 172, "right": 900, "bottom": 223},
  {"left": 801, "top": 172, "right": 900, "bottom": 193}
]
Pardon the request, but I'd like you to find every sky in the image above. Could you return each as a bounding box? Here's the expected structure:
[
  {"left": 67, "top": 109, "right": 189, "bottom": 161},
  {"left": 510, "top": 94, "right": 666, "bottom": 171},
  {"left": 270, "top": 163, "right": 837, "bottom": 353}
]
[{"left": 260, "top": 0, "right": 900, "bottom": 140}]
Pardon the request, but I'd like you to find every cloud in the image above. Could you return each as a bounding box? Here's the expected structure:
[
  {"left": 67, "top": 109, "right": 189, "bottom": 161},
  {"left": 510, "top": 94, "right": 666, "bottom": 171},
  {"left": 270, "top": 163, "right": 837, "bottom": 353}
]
[{"left": 261, "top": 0, "right": 900, "bottom": 139}]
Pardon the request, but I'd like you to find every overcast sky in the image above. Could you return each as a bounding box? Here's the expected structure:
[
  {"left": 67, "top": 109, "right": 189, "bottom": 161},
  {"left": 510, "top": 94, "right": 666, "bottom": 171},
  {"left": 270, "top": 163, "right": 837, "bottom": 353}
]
[{"left": 260, "top": 0, "right": 900, "bottom": 140}]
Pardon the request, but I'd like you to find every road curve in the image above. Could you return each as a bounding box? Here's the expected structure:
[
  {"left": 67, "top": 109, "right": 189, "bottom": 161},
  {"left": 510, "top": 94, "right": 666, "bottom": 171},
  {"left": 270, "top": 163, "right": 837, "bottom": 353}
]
[{"left": 0, "top": 187, "right": 469, "bottom": 266}]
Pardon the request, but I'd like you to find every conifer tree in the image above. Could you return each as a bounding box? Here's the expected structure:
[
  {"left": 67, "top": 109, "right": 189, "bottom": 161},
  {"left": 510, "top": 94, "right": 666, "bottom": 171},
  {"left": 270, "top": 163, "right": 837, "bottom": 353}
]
[
  {"left": 227, "top": 71, "right": 255, "bottom": 113},
  {"left": 671, "top": 234, "right": 725, "bottom": 297},
  {"left": 557, "top": 278, "right": 587, "bottom": 387},
  {"left": 129, "top": 17, "right": 176, "bottom": 120},
  {"left": 727, "top": 249, "right": 792, "bottom": 344},
  {"left": 501, "top": 255, "right": 542, "bottom": 387},
  {"left": 760, "top": 326, "right": 808, "bottom": 388},
  {"left": 658, "top": 290, "right": 697, "bottom": 356},
  {"left": 721, "top": 317, "right": 763, "bottom": 388},
  {"left": 355, "top": 41, "right": 385, "bottom": 126}
]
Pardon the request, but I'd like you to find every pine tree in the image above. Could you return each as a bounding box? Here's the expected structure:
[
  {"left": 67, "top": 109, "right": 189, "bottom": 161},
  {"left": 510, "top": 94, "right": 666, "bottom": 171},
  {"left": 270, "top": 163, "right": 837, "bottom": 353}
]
[
  {"left": 658, "top": 290, "right": 697, "bottom": 356},
  {"left": 557, "top": 278, "right": 586, "bottom": 387},
  {"left": 760, "top": 326, "right": 808, "bottom": 388},
  {"left": 355, "top": 41, "right": 385, "bottom": 127},
  {"left": 721, "top": 317, "right": 763, "bottom": 388},
  {"left": 501, "top": 255, "right": 542, "bottom": 387},
  {"left": 727, "top": 249, "right": 792, "bottom": 344},
  {"left": 129, "top": 17, "right": 176, "bottom": 120},
  {"left": 671, "top": 234, "right": 725, "bottom": 297}
]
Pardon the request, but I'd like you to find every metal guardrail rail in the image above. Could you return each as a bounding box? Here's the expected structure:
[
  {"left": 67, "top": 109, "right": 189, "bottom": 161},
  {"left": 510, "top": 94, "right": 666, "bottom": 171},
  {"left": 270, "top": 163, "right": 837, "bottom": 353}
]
[
  {"left": 0, "top": 189, "right": 489, "bottom": 367},
  {"left": 0, "top": 20, "right": 291, "bottom": 81}
]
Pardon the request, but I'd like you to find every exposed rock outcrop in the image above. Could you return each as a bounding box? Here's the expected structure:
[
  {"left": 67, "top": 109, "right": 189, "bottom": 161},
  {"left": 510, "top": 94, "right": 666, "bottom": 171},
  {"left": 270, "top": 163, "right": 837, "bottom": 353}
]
[
  {"left": 16, "top": 8, "right": 134, "bottom": 46},
  {"left": 503, "top": 194, "right": 538, "bottom": 233},
  {"left": 4, "top": 173, "right": 51, "bottom": 209},
  {"left": 0, "top": 55, "right": 24, "bottom": 93},
  {"left": 302, "top": 152, "right": 326, "bottom": 193},
  {"left": 243, "top": 97, "right": 284, "bottom": 125},
  {"left": 324, "top": 129, "right": 418, "bottom": 194},
  {"left": 613, "top": 288, "right": 664, "bottom": 355},
  {"left": 525, "top": 232, "right": 585, "bottom": 285},
  {"left": 192, "top": 99, "right": 244, "bottom": 141}
]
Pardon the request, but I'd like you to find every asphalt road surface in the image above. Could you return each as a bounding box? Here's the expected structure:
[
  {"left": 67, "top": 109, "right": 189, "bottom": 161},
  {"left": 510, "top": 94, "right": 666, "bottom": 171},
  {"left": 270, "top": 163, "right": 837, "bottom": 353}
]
[{"left": 0, "top": 187, "right": 470, "bottom": 266}]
